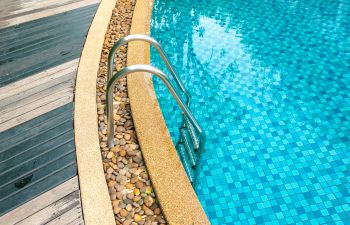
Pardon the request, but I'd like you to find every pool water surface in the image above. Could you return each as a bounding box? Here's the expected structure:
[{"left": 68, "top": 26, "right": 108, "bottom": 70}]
[{"left": 150, "top": 0, "right": 350, "bottom": 224}]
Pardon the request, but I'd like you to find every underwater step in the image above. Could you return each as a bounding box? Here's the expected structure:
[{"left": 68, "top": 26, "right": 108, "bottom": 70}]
[
  {"left": 183, "top": 115, "right": 199, "bottom": 149},
  {"left": 180, "top": 127, "right": 197, "bottom": 166},
  {"left": 176, "top": 143, "right": 194, "bottom": 183}
]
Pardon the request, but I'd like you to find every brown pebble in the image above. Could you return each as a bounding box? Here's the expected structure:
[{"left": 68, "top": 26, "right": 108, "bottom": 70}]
[
  {"left": 120, "top": 209, "right": 129, "bottom": 217},
  {"left": 111, "top": 146, "right": 120, "bottom": 152},
  {"left": 110, "top": 194, "right": 116, "bottom": 201},
  {"left": 124, "top": 134, "right": 131, "bottom": 140},
  {"left": 135, "top": 181, "right": 144, "bottom": 189},
  {"left": 144, "top": 196, "right": 154, "bottom": 207},
  {"left": 123, "top": 219, "right": 132, "bottom": 225},
  {"left": 119, "top": 149, "right": 126, "bottom": 157},
  {"left": 133, "top": 195, "right": 141, "bottom": 202},
  {"left": 116, "top": 185, "right": 124, "bottom": 192},
  {"left": 108, "top": 180, "right": 116, "bottom": 187},
  {"left": 113, "top": 206, "right": 121, "bottom": 214},
  {"left": 133, "top": 155, "right": 142, "bottom": 163},
  {"left": 125, "top": 183, "right": 133, "bottom": 189},
  {"left": 106, "top": 167, "right": 114, "bottom": 174},
  {"left": 154, "top": 208, "right": 161, "bottom": 215},
  {"left": 107, "top": 151, "right": 114, "bottom": 159},
  {"left": 130, "top": 177, "right": 138, "bottom": 183},
  {"left": 127, "top": 150, "right": 136, "bottom": 156},
  {"left": 127, "top": 193, "right": 134, "bottom": 199},
  {"left": 126, "top": 204, "right": 132, "bottom": 211},
  {"left": 114, "top": 114, "right": 121, "bottom": 121},
  {"left": 116, "top": 192, "right": 123, "bottom": 200},
  {"left": 143, "top": 206, "right": 154, "bottom": 216}
]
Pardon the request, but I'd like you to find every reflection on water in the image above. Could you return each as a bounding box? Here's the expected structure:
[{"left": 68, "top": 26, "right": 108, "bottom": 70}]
[{"left": 151, "top": 0, "right": 350, "bottom": 224}]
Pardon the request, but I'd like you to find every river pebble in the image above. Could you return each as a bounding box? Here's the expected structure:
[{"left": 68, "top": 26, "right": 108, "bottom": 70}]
[{"left": 96, "top": 0, "right": 165, "bottom": 224}]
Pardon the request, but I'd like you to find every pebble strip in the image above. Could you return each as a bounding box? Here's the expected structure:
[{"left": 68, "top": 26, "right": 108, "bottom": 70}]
[{"left": 96, "top": 0, "right": 166, "bottom": 224}]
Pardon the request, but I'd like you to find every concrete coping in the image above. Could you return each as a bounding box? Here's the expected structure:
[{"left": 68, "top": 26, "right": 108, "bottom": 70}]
[
  {"left": 74, "top": 0, "right": 117, "bottom": 224},
  {"left": 127, "top": 0, "right": 210, "bottom": 224}
]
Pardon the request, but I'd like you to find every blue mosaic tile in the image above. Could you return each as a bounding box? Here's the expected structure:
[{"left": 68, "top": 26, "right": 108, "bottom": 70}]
[{"left": 150, "top": 0, "right": 350, "bottom": 224}]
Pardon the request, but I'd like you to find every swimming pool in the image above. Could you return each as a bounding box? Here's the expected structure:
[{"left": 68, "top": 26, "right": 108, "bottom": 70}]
[{"left": 150, "top": 0, "right": 350, "bottom": 224}]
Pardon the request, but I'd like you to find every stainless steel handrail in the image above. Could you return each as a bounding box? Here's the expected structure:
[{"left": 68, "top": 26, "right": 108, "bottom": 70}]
[
  {"left": 107, "top": 34, "right": 191, "bottom": 105},
  {"left": 106, "top": 65, "right": 205, "bottom": 157}
]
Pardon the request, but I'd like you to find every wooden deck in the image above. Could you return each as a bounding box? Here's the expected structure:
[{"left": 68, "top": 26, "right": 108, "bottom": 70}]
[
  {"left": 0, "top": 177, "right": 84, "bottom": 225},
  {"left": 0, "top": 60, "right": 78, "bottom": 132},
  {"left": 0, "top": 0, "right": 99, "bottom": 29},
  {"left": 0, "top": 0, "right": 100, "bottom": 223}
]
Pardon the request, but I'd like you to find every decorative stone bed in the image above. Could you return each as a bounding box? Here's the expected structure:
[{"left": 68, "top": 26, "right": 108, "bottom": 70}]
[
  {"left": 73, "top": 0, "right": 209, "bottom": 223},
  {"left": 96, "top": 0, "right": 165, "bottom": 224}
]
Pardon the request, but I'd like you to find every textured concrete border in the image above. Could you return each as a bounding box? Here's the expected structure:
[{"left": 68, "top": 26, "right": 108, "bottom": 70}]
[
  {"left": 74, "top": 0, "right": 116, "bottom": 224},
  {"left": 127, "top": 0, "right": 210, "bottom": 224}
]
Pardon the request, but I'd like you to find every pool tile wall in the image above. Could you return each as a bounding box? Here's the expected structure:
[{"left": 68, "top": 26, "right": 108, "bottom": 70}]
[{"left": 150, "top": 0, "right": 350, "bottom": 224}]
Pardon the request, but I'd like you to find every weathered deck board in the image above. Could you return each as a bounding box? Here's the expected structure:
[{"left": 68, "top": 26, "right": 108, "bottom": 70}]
[
  {"left": 0, "top": 4, "right": 98, "bottom": 87},
  {"left": 0, "top": 60, "right": 78, "bottom": 131},
  {"left": 0, "top": 0, "right": 100, "bottom": 222},
  {"left": 0, "top": 89, "right": 74, "bottom": 132},
  {"left": 16, "top": 191, "right": 81, "bottom": 225},
  {"left": 0, "top": 103, "right": 72, "bottom": 146},
  {"left": 0, "top": 103, "right": 78, "bottom": 215},
  {"left": 0, "top": 177, "right": 84, "bottom": 225},
  {"left": 45, "top": 204, "right": 84, "bottom": 225},
  {"left": 0, "top": 0, "right": 99, "bottom": 29},
  {"left": 0, "top": 59, "right": 78, "bottom": 102}
]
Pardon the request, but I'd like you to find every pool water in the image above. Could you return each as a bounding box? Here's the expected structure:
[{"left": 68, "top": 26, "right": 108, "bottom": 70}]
[{"left": 150, "top": 0, "right": 350, "bottom": 224}]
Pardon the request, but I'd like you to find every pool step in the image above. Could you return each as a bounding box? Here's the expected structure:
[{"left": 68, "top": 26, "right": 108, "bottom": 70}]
[
  {"left": 177, "top": 114, "right": 205, "bottom": 187},
  {"left": 177, "top": 143, "right": 194, "bottom": 183},
  {"left": 183, "top": 115, "right": 200, "bottom": 150},
  {"left": 180, "top": 127, "right": 197, "bottom": 166}
]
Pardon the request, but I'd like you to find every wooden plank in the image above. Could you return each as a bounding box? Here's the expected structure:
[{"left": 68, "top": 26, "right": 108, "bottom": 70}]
[
  {"left": 0, "top": 124, "right": 73, "bottom": 165},
  {"left": 45, "top": 205, "right": 84, "bottom": 225},
  {"left": 0, "top": 150, "right": 76, "bottom": 200},
  {"left": 0, "top": 59, "right": 78, "bottom": 127},
  {"left": 0, "top": 103, "right": 73, "bottom": 148},
  {"left": 0, "top": 10, "right": 93, "bottom": 44},
  {"left": 0, "top": 5, "right": 98, "bottom": 86},
  {"left": 0, "top": 0, "right": 50, "bottom": 13},
  {"left": 0, "top": 59, "right": 77, "bottom": 132},
  {"left": 0, "top": 176, "right": 79, "bottom": 225},
  {"left": 0, "top": 90, "right": 73, "bottom": 132},
  {"left": 0, "top": 8, "right": 95, "bottom": 42},
  {"left": 16, "top": 190, "right": 81, "bottom": 225},
  {"left": 0, "top": 130, "right": 74, "bottom": 173},
  {"left": 0, "top": 0, "right": 100, "bottom": 29},
  {"left": 0, "top": 163, "right": 77, "bottom": 216},
  {"left": 0, "top": 101, "right": 78, "bottom": 216},
  {"left": 68, "top": 216, "right": 85, "bottom": 225},
  {"left": 0, "top": 87, "right": 73, "bottom": 121},
  {"left": 0, "top": 0, "right": 79, "bottom": 19},
  {"left": 0, "top": 59, "right": 78, "bottom": 100},
  {"left": 0, "top": 78, "right": 74, "bottom": 114}
]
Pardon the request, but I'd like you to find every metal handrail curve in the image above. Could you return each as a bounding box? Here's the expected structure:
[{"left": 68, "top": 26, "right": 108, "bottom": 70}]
[
  {"left": 107, "top": 34, "right": 191, "bottom": 105},
  {"left": 106, "top": 65, "right": 206, "bottom": 159}
]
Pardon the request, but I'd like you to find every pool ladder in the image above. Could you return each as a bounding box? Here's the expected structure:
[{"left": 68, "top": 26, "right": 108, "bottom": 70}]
[{"left": 106, "top": 34, "right": 205, "bottom": 187}]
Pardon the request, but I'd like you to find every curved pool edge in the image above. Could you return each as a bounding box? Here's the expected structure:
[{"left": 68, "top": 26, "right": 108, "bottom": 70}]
[
  {"left": 74, "top": 0, "right": 117, "bottom": 224},
  {"left": 127, "top": 0, "right": 210, "bottom": 224}
]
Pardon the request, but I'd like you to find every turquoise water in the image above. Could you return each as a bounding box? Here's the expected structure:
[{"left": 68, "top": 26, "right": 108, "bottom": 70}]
[{"left": 150, "top": 0, "right": 350, "bottom": 224}]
